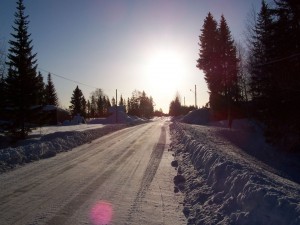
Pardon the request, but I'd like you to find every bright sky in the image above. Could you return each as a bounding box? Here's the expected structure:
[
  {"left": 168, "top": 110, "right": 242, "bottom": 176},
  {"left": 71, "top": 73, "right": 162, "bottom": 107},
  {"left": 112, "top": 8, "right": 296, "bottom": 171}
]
[{"left": 0, "top": 0, "right": 262, "bottom": 113}]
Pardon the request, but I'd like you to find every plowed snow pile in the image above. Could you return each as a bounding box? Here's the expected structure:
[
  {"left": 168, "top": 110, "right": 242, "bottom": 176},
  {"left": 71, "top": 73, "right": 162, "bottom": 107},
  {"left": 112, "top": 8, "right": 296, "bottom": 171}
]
[{"left": 170, "top": 118, "right": 300, "bottom": 225}]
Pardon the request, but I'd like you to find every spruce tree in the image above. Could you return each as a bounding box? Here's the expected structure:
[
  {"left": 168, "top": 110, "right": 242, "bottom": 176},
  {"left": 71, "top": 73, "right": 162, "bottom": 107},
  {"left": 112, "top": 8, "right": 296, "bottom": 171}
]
[
  {"left": 5, "top": 0, "right": 42, "bottom": 139},
  {"left": 197, "top": 12, "right": 220, "bottom": 94},
  {"left": 45, "top": 73, "right": 58, "bottom": 106},
  {"left": 0, "top": 75, "right": 5, "bottom": 118},
  {"left": 249, "top": 1, "right": 273, "bottom": 109},
  {"left": 270, "top": 0, "right": 300, "bottom": 149},
  {"left": 217, "top": 15, "right": 239, "bottom": 122},
  {"left": 86, "top": 100, "right": 91, "bottom": 118},
  {"left": 197, "top": 13, "right": 239, "bottom": 121},
  {"left": 69, "top": 86, "right": 86, "bottom": 117},
  {"left": 36, "top": 71, "right": 45, "bottom": 105},
  {"left": 90, "top": 95, "right": 96, "bottom": 117}
]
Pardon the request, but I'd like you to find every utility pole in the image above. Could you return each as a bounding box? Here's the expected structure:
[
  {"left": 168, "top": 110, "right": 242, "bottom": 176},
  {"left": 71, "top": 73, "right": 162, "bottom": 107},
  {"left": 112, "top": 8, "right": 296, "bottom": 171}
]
[{"left": 190, "top": 85, "right": 197, "bottom": 108}]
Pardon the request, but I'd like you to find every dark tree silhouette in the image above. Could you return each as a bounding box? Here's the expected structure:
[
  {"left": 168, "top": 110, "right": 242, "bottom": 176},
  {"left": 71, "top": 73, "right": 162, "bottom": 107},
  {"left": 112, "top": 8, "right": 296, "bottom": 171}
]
[
  {"left": 249, "top": 0, "right": 273, "bottom": 118},
  {"left": 45, "top": 73, "right": 58, "bottom": 106},
  {"left": 197, "top": 13, "right": 239, "bottom": 121},
  {"left": 217, "top": 15, "right": 239, "bottom": 122},
  {"left": 247, "top": 0, "right": 300, "bottom": 151},
  {"left": 69, "top": 86, "right": 86, "bottom": 117},
  {"left": 169, "top": 94, "right": 182, "bottom": 117},
  {"left": 5, "top": 0, "right": 42, "bottom": 139},
  {"left": 127, "top": 90, "right": 154, "bottom": 118},
  {"left": 197, "top": 12, "right": 220, "bottom": 95}
]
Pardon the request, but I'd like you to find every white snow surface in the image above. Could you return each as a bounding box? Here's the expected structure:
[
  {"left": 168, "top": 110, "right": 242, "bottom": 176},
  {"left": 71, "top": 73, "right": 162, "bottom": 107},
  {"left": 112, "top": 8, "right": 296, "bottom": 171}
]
[
  {"left": 170, "top": 109, "right": 300, "bottom": 225},
  {"left": 1, "top": 108, "right": 300, "bottom": 224},
  {"left": 0, "top": 111, "right": 147, "bottom": 171}
]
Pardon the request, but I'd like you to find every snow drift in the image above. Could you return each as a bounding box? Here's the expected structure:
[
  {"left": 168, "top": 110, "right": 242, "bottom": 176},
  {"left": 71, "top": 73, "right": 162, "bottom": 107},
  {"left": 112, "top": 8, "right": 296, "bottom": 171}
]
[
  {"left": 0, "top": 110, "right": 149, "bottom": 172},
  {"left": 170, "top": 121, "right": 300, "bottom": 225},
  {"left": 0, "top": 124, "right": 127, "bottom": 172}
]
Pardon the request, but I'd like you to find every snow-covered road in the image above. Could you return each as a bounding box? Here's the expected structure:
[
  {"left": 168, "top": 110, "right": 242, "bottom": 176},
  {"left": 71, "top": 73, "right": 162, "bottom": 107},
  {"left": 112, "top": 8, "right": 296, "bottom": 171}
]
[{"left": 0, "top": 120, "right": 186, "bottom": 225}]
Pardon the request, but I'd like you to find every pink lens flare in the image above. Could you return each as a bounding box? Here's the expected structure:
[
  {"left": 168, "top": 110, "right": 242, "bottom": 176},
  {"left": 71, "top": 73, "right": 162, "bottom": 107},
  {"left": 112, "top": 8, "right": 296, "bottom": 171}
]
[{"left": 90, "top": 201, "right": 113, "bottom": 225}]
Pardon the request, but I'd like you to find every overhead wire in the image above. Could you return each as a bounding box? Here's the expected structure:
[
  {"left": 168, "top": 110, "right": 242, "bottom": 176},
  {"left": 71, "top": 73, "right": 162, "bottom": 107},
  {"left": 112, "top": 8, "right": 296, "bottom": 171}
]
[{"left": 37, "top": 67, "right": 100, "bottom": 90}]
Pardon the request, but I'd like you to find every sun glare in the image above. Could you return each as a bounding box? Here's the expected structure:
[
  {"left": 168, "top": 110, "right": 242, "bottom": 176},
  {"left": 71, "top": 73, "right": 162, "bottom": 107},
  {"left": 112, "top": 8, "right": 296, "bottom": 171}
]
[{"left": 144, "top": 49, "right": 186, "bottom": 95}]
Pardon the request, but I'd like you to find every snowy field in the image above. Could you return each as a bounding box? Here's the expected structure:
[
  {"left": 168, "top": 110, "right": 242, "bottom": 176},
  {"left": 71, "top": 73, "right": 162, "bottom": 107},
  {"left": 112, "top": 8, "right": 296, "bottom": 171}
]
[{"left": 171, "top": 109, "right": 300, "bottom": 224}]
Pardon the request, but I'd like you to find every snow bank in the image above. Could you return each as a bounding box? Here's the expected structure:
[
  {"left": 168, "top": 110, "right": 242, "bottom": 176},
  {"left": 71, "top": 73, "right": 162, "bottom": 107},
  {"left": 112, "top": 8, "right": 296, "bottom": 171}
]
[
  {"left": 87, "top": 114, "right": 145, "bottom": 125},
  {"left": 96, "top": 111, "right": 147, "bottom": 124},
  {"left": 170, "top": 122, "right": 300, "bottom": 225},
  {"left": 0, "top": 124, "right": 127, "bottom": 172},
  {"left": 180, "top": 108, "right": 211, "bottom": 125}
]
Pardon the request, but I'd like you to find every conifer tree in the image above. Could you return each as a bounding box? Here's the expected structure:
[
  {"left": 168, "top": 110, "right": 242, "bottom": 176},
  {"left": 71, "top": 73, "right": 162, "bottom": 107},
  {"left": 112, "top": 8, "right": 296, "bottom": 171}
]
[
  {"left": 169, "top": 94, "right": 181, "bottom": 117},
  {"left": 36, "top": 72, "right": 46, "bottom": 105},
  {"left": 119, "top": 95, "right": 124, "bottom": 106},
  {"left": 69, "top": 86, "right": 86, "bottom": 117},
  {"left": 197, "top": 12, "right": 220, "bottom": 94},
  {"left": 45, "top": 73, "right": 58, "bottom": 106},
  {"left": 269, "top": 0, "right": 300, "bottom": 149},
  {"left": 247, "top": 0, "right": 300, "bottom": 150},
  {"left": 0, "top": 75, "right": 5, "bottom": 118},
  {"left": 197, "top": 13, "right": 239, "bottom": 121},
  {"left": 249, "top": 1, "right": 273, "bottom": 108},
  {"left": 218, "top": 15, "right": 239, "bottom": 100},
  {"left": 5, "top": 0, "right": 42, "bottom": 138},
  {"left": 90, "top": 95, "right": 96, "bottom": 117},
  {"left": 86, "top": 100, "right": 91, "bottom": 118},
  {"left": 217, "top": 15, "right": 239, "bottom": 122}
]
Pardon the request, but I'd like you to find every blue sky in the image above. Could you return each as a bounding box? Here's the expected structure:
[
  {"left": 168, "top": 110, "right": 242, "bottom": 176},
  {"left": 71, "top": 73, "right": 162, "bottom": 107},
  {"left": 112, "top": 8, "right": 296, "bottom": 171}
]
[{"left": 0, "top": 0, "right": 263, "bottom": 113}]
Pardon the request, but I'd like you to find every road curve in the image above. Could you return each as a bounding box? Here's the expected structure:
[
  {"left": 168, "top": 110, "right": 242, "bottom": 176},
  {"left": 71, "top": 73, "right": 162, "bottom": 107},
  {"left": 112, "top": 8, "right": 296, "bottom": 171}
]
[{"left": 0, "top": 119, "right": 185, "bottom": 225}]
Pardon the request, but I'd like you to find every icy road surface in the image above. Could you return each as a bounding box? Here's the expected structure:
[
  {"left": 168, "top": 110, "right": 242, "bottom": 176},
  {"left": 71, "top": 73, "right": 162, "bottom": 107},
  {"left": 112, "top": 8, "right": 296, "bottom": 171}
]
[{"left": 0, "top": 120, "right": 186, "bottom": 225}]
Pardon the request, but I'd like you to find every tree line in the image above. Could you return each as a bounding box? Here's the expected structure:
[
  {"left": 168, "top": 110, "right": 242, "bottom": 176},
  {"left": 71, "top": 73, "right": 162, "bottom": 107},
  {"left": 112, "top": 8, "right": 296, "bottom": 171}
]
[
  {"left": 70, "top": 87, "right": 155, "bottom": 120},
  {"left": 195, "top": 0, "right": 300, "bottom": 151}
]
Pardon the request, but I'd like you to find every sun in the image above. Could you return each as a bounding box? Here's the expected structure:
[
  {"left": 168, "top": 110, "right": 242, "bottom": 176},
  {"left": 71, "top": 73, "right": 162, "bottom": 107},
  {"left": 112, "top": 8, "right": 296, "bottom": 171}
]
[{"left": 144, "top": 49, "right": 186, "bottom": 95}]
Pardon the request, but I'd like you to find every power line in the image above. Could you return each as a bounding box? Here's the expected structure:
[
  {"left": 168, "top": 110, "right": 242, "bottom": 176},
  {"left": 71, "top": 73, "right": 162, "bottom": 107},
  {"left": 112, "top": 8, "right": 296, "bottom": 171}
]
[
  {"left": 256, "top": 53, "right": 300, "bottom": 67},
  {"left": 38, "top": 67, "right": 100, "bottom": 90}
]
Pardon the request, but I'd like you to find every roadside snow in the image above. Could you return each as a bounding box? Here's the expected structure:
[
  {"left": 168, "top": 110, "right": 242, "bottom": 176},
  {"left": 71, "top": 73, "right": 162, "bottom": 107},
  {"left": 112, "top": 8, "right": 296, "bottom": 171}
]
[
  {"left": 170, "top": 109, "right": 300, "bottom": 224},
  {"left": 0, "top": 112, "right": 147, "bottom": 172}
]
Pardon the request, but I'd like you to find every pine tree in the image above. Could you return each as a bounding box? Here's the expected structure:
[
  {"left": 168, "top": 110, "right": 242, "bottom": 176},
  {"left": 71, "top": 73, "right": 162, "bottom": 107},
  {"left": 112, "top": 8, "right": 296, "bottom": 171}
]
[
  {"left": 119, "top": 95, "right": 124, "bottom": 106},
  {"left": 249, "top": 1, "right": 273, "bottom": 107},
  {"left": 269, "top": 0, "right": 300, "bottom": 149},
  {"left": 0, "top": 75, "right": 5, "bottom": 118},
  {"left": 90, "top": 95, "right": 96, "bottom": 117},
  {"left": 69, "top": 86, "right": 86, "bottom": 117},
  {"left": 197, "top": 13, "right": 239, "bottom": 121},
  {"left": 86, "top": 100, "right": 91, "bottom": 118},
  {"left": 45, "top": 73, "right": 58, "bottom": 106},
  {"left": 217, "top": 15, "right": 239, "bottom": 122},
  {"left": 0, "top": 42, "right": 6, "bottom": 116},
  {"left": 111, "top": 97, "right": 116, "bottom": 106},
  {"left": 139, "top": 91, "right": 154, "bottom": 118},
  {"left": 36, "top": 72, "right": 46, "bottom": 105},
  {"left": 5, "top": 0, "right": 42, "bottom": 139},
  {"left": 169, "top": 94, "right": 181, "bottom": 116},
  {"left": 197, "top": 12, "right": 220, "bottom": 94}
]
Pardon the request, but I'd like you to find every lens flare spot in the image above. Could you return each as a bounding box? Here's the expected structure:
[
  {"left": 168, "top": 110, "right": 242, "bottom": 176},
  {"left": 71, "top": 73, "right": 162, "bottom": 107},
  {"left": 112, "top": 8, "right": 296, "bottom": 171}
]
[{"left": 90, "top": 201, "right": 113, "bottom": 225}]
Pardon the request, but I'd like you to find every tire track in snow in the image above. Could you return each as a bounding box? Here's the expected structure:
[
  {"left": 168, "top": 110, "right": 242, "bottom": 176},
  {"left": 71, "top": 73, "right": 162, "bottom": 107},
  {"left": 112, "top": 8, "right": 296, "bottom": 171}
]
[
  {"left": 0, "top": 123, "right": 157, "bottom": 225},
  {"left": 44, "top": 126, "right": 154, "bottom": 225},
  {"left": 0, "top": 123, "right": 154, "bottom": 208},
  {"left": 126, "top": 125, "right": 166, "bottom": 224}
]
